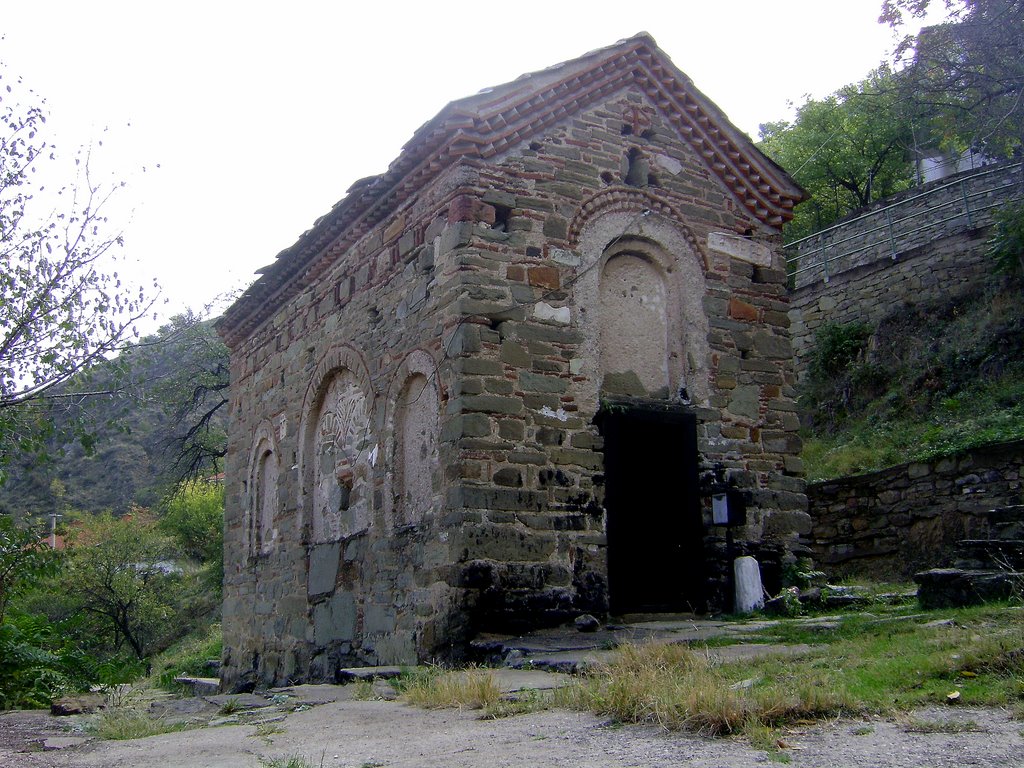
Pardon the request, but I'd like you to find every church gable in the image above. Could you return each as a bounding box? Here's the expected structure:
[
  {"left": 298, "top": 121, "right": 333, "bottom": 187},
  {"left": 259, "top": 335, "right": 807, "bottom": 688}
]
[{"left": 218, "top": 33, "right": 801, "bottom": 349}]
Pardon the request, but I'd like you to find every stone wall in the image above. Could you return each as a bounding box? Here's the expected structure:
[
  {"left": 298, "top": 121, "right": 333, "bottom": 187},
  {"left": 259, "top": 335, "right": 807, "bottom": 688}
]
[
  {"left": 808, "top": 440, "right": 1024, "bottom": 579},
  {"left": 788, "top": 160, "right": 1023, "bottom": 375}
]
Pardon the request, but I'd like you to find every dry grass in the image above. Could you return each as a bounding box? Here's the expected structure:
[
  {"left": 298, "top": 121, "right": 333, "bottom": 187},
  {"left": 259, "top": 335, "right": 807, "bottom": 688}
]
[
  {"left": 554, "top": 642, "right": 853, "bottom": 736},
  {"left": 401, "top": 668, "right": 502, "bottom": 710}
]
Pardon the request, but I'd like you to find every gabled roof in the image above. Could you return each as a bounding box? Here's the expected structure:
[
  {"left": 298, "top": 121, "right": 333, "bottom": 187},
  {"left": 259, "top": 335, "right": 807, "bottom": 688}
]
[{"left": 218, "top": 33, "right": 803, "bottom": 346}]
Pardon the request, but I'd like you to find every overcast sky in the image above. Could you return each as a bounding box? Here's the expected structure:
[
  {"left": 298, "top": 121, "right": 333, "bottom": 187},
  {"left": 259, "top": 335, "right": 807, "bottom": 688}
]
[{"left": 2, "top": 1, "right": 946, "bottom": 329}]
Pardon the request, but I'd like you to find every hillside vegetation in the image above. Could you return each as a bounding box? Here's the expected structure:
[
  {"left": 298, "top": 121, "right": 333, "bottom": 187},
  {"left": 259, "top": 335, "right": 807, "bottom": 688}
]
[
  {"left": 800, "top": 269, "right": 1024, "bottom": 481},
  {"left": 0, "top": 317, "right": 228, "bottom": 523}
]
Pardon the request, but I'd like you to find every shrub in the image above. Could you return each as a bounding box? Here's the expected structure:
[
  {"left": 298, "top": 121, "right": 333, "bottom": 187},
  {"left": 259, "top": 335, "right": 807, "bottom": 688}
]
[{"left": 987, "top": 199, "right": 1024, "bottom": 276}]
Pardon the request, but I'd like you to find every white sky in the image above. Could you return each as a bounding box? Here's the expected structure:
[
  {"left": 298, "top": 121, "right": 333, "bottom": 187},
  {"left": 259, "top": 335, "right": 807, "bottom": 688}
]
[{"left": 2, "top": 1, "right": 946, "bottom": 328}]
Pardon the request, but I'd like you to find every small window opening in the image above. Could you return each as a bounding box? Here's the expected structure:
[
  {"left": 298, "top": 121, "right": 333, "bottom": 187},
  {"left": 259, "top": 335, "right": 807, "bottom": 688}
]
[
  {"left": 624, "top": 148, "right": 649, "bottom": 188},
  {"left": 640, "top": 127, "right": 655, "bottom": 140},
  {"left": 529, "top": 141, "right": 543, "bottom": 151},
  {"left": 647, "top": 172, "right": 660, "bottom": 187},
  {"left": 600, "top": 171, "right": 614, "bottom": 185},
  {"left": 620, "top": 122, "right": 633, "bottom": 136},
  {"left": 337, "top": 477, "right": 353, "bottom": 512},
  {"left": 491, "top": 204, "right": 512, "bottom": 232}
]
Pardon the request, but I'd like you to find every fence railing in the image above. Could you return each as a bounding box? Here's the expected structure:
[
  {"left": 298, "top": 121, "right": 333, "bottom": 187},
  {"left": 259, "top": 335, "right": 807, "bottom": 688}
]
[{"left": 785, "top": 160, "right": 1024, "bottom": 289}]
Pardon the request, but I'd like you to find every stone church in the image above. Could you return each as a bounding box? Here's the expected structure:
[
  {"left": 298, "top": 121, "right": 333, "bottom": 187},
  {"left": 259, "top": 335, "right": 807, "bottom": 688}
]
[{"left": 216, "top": 33, "right": 808, "bottom": 688}]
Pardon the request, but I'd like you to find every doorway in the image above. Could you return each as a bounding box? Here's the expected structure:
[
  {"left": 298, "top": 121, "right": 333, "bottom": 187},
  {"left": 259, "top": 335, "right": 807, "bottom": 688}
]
[{"left": 601, "top": 404, "right": 706, "bottom": 614}]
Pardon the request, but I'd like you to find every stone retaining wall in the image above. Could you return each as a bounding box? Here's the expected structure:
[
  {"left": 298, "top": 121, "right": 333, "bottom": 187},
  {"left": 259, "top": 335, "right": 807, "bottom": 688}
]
[
  {"left": 787, "top": 160, "right": 1023, "bottom": 376},
  {"left": 808, "top": 440, "right": 1024, "bottom": 579}
]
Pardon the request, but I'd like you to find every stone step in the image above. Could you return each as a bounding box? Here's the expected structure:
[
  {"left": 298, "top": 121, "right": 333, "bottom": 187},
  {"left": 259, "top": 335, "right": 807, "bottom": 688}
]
[
  {"left": 914, "top": 568, "right": 1021, "bottom": 609},
  {"left": 983, "top": 505, "right": 1024, "bottom": 537},
  {"left": 953, "top": 539, "right": 1024, "bottom": 570}
]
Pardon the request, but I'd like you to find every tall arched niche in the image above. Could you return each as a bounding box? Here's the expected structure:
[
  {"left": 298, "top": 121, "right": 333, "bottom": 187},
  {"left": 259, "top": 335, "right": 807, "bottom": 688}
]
[
  {"left": 599, "top": 251, "right": 670, "bottom": 397},
  {"left": 246, "top": 422, "right": 281, "bottom": 557},
  {"left": 385, "top": 349, "right": 441, "bottom": 528},
  {"left": 572, "top": 206, "right": 710, "bottom": 408},
  {"left": 298, "top": 346, "right": 375, "bottom": 543}
]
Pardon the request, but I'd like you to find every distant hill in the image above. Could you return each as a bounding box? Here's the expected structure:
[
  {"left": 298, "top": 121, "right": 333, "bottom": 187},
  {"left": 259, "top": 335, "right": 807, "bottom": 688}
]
[{"left": 0, "top": 316, "right": 228, "bottom": 522}]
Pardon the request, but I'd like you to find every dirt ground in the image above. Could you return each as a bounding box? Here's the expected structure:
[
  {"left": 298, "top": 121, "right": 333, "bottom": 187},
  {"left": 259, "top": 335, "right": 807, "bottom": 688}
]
[{"left": 2, "top": 697, "right": 1022, "bottom": 768}]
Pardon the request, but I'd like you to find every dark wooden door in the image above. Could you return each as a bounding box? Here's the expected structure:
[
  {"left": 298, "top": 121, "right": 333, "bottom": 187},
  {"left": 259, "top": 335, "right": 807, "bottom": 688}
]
[{"left": 602, "top": 406, "right": 705, "bottom": 614}]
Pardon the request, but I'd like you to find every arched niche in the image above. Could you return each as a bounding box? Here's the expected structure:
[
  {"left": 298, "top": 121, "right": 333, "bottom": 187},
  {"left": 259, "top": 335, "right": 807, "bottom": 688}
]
[
  {"left": 385, "top": 350, "right": 441, "bottom": 528},
  {"left": 247, "top": 423, "right": 281, "bottom": 557},
  {"left": 599, "top": 252, "right": 670, "bottom": 396},
  {"left": 298, "top": 346, "right": 375, "bottom": 544},
  {"left": 572, "top": 209, "right": 710, "bottom": 408}
]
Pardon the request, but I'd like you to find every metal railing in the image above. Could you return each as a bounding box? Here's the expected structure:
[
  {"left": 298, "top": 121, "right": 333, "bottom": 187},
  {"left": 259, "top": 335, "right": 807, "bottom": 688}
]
[{"left": 785, "top": 161, "right": 1024, "bottom": 289}]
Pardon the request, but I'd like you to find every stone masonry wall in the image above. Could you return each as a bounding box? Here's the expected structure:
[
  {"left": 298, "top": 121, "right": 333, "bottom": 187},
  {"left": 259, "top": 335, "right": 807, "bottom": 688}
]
[
  {"left": 439, "top": 90, "right": 807, "bottom": 624},
  {"left": 808, "top": 440, "right": 1024, "bottom": 579},
  {"left": 788, "top": 160, "right": 1023, "bottom": 376},
  {"left": 221, "top": 161, "right": 474, "bottom": 688}
]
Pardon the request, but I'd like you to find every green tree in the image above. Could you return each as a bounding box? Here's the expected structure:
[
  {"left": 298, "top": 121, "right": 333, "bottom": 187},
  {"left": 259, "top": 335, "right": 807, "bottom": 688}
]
[
  {"left": 0, "top": 63, "right": 155, "bottom": 481},
  {"left": 758, "top": 67, "right": 917, "bottom": 241},
  {"left": 63, "top": 512, "right": 184, "bottom": 661},
  {"left": 0, "top": 517, "right": 54, "bottom": 624},
  {"left": 882, "top": 0, "right": 1024, "bottom": 155},
  {"left": 160, "top": 480, "right": 224, "bottom": 597}
]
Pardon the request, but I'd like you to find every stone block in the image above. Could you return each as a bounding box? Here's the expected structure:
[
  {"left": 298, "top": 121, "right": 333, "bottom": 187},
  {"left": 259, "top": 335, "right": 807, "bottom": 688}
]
[
  {"left": 499, "top": 340, "right": 531, "bottom": 367},
  {"left": 528, "top": 266, "right": 560, "bottom": 290},
  {"left": 497, "top": 419, "right": 525, "bottom": 440},
  {"left": 728, "top": 385, "right": 761, "bottom": 419},
  {"left": 493, "top": 467, "right": 523, "bottom": 487},
  {"left": 462, "top": 358, "right": 504, "bottom": 376},
  {"left": 519, "top": 371, "right": 568, "bottom": 393},
  {"left": 312, "top": 590, "right": 356, "bottom": 645},
  {"left": 543, "top": 215, "right": 569, "bottom": 239},
  {"left": 460, "top": 394, "right": 524, "bottom": 415},
  {"left": 460, "top": 487, "right": 545, "bottom": 512},
  {"left": 308, "top": 543, "right": 341, "bottom": 597},
  {"left": 456, "top": 523, "right": 557, "bottom": 561},
  {"left": 728, "top": 297, "right": 758, "bottom": 322}
]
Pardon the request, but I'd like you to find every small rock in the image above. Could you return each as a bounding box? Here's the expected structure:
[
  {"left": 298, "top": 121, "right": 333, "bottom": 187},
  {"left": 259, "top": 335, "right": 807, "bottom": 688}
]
[
  {"left": 175, "top": 676, "right": 221, "bottom": 696},
  {"left": 574, "top": 614, "right": 600, "bottom": 632},
  {"left": 798, "top": 587, "right": 822, "bottom": 605},
  {"left": 51, "top": 695, "right": 105, "bottom": 716},
  {"left": 503, "top": 649, "right": 525, "bottom": 667},
  {"left": 729, "top": 677, "right": 760, "bottom": 690},
  {"left": 371, "top": 679, "right": 398, "bottom": 701},
  {"left": 42, "top": 736, "right": 91, "bottom": 750}
]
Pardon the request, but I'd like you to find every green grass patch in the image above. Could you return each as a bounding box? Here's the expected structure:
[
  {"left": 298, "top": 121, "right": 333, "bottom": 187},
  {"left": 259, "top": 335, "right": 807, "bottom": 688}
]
[
  {"left": 803, "top": 373, "right": 1024, "bottom": 480},
  {"left": 88, "top": 707, "right": 194, "bottom": 740},
  {"left": 150, "top": 622, "right": 222, "bottom": 692},
  {"left": 259, "top": 757, "right": 320, "bottom": 768}
]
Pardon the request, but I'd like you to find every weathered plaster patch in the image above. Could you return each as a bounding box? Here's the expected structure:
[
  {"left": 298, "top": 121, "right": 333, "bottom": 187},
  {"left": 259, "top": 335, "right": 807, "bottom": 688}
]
[{"left": 708, "top": 232, "right": 773, "bottom": 267}]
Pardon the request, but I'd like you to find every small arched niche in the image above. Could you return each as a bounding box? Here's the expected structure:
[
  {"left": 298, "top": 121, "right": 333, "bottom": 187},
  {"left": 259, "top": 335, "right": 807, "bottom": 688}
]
[
  {"left": 307, "top": 369, "right": 371, "bottom": 543},
  {"left": 392, "top": 371, "right": 439, "bottom": 526},
  {"left": 253, "top": 443, "right": 279, "bottom": 555},
  {"left": 246, "top": 423, "right": 281, "bottom": 558},
  {"left": 599, "top": 252, "right": 670, "bottom": 398}
]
